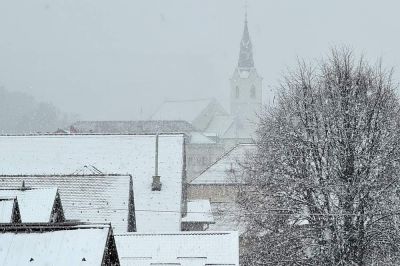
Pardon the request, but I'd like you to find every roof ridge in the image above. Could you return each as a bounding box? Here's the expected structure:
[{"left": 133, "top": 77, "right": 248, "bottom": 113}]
[
  {"left": 75, "top": 120, "right": 193, "bottom": 123},
  {"left": 190, "top": 144, "right": 240, "bottom": 184},
  {"left": 0, "top": 174, "right": 131, "bottom": 177},
  {"left": 0, "top": 187, "right": 58, "bottom": 191},
  {"left": 163, "top": 98, "right": 215, "bottom": 103},
  {"left": 0, "top": 133, "right": 186, "bottom": 137},
  {"left": 115, "top": 231, "right": 235, "bottom": 236}
]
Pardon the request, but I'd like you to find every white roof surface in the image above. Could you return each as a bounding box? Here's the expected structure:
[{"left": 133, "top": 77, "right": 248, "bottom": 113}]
[
  {"left": 0, "top": 134, "right": 185, "bottom": 232},
  {"left": 204, "top": 115, "right": 254, "bottom": 139},
  {"left": 0, "top": 188, "right": 57, "bottom": 223},
  {"left": 115, "top": 231, "right": 239, "bottom": 266},
  {"left": 0, "top": 199, "right": 15, "bottom": 223},
  {"left": 150, "top": 99, "right": 215, "bottom": 122},
  {"left": 208, "top": 202, "right": 246, "bottom": 233},
  {"left": 0, "top": 227, "right": 109, "bottom": 266},
  {"left": 204, "top": 115, "right": 235, "bottom": 137},
  {"left": 191, "top": 144, "right": 256, "bottom": 184},
  {"left": 182, "top": 199, "right": 214, "bottom": 223},
  {"left": 189, "top": 132, "right": 215, "bottom": 144},
  {"left": 0, "top": 175, "right": 131, "bottom": 232}
]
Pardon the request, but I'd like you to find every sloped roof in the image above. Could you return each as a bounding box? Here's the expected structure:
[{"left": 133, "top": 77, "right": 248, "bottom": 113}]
[
  {"left": 182, "top": 199, "right": 214, "bottom": 224},
  {"left": 189, "top": 132, "right": 215, "bottom": 144},
  {"left": 0, "top": 199, "right": 16, "bottom": 223},
  {"left": 204, "top": 115, "right": 254, "bottom": 140},
  {"left": 0, "top": 188, "right": 57, "bottom": 223},
  {"left": 0, "top": 134, "right": 185, "bottom": 232},
  {"left": 204, "top": 115, "right": 235, "bottom": 137},
  {"left": 72, "top": 165, "right": 104, "bottom": 175},
  {"left": 0, "top": 175, "right": 132, "bottom": 233},
  {"left": 150, "top": 98, "right": 222, "bottom": 123},
  {"left": 208, "top": 202, "right": 246, "bottom": 233},
  {"left": 72, "top": 120, "right": 196, "bottom": 134},
  {"left": 191, "top": 144, "right": 256, "bottom": 185},
  {"left": 0, "top": 226, "right": 111, "bottom": 266},
  {"left": 115, "top": 231, "right": 239, "bottom": 266}
]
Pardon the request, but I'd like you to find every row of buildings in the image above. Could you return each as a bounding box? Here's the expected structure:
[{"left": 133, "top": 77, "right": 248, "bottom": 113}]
[
  {"left": 0, "top": 134, "right": 240, "bottom": 265},
  {"left": 0, "top": 15, "right": 260, "bottom": 265}
]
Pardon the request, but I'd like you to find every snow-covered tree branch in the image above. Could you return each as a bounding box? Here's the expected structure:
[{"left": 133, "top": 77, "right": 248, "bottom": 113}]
[{"left": 239, "top": 48, "right": 400, "bottom": 265}]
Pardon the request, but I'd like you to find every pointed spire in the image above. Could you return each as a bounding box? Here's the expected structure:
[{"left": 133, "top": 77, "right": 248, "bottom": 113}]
[{"left": 238, "top": 8, "right": 254, "bottom": 69}]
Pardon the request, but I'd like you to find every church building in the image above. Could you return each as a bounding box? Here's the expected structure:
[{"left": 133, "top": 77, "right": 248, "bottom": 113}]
[
  {"left": 151, "top": 15, "right": 263, "bottom": 149},
  {"left": 66, "top": 15, "right": 263, "bottom": 181}
]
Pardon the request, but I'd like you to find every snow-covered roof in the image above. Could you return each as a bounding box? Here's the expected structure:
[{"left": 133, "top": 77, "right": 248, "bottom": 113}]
[
  {"left": 0, "top": 188, "right": 57, "bottom": 223},
  {"left": 0, "top": 198, "right": 16, "bottom": 223},
  {"left": 0, "top": 226, "right": 112, "bottom": 266},
  {"left": 182, "top": 199, "right": 214, "bottom": 224},
  {"left": 72, "top": 165, "right": 104, "bottom": 175},
  {"left": 208, "top": 202, "right": 246, "bottom": 233},
  {"left": 115, "top": 231, "right": 239, "bottom": 266},
  {"left": 204, "top": 115, "right": 254, "bottom": 140},
  {"left": 189, "top": 132, "right": 215, "bottom": 144},
  {"left": 191, "top": 144, "right": 256, "bottom": 185},
  {"left": 0, "top": 134, "right": 185, "bottom": 232},
  {"left": 151, "top": 99, "right": 216, "bottom": 122},
  {"left": 72, "top": 120, "right": 196, "bottom": 134},
  {"left": 0, "top": 175, "right": 133, "bottom": 233},
  {"left": 204, "top": 115, "right": 235, "bottom": 137}
]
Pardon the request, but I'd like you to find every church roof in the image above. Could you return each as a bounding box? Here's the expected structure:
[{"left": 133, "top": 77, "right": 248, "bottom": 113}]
[
  {"left": 238, "top": 17, "right": 254, "bottom": 69},
  {"left": 150, "top": 98, "right": 227, "bottom": 127},
  {"left": 191, "top": 143, "right": 256, "bottom": 185},
  {"left": 204, "top": 114, "right": 255, "bottom": 140}
]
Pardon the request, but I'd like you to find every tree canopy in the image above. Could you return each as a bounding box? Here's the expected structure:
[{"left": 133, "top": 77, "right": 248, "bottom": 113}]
[{"left": 239, "top": 48, "right": 400, "bottom": 265}]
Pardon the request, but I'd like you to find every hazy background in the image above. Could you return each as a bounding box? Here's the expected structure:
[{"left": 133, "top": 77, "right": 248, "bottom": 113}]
[{"left": 0, "top": 0, "right": 399, "bottom": 121}]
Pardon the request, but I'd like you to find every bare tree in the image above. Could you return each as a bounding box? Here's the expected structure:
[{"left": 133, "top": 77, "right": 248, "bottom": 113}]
[{"left": 238, "top": 48, "right": 400, "bottom": 265}]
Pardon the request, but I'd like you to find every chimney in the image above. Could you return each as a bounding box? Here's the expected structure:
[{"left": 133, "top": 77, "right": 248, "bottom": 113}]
[
  {"left": 152, "top": 134, "right": 162, "bottom": 191},
  {"left": 20, "top": 180, "right": 28, "bottom": 191}
]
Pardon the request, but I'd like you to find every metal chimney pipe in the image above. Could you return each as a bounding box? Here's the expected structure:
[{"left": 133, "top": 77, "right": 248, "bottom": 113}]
[
  {"left": 155, "top": 134, "right": 159, "bottom": 177},
  {"left": 152, "top": 134, "right": 162, "bottom": 191}
]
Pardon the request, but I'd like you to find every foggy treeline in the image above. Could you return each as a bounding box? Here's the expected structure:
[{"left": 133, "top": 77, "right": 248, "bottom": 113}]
[{"left": 0, "top": 87, "right": 77, "bottom": 134}]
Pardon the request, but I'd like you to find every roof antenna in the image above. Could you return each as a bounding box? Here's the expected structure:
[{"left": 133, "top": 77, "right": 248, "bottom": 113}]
[{"left": 152, "top": 134, "right": 162, "bottom": 191}]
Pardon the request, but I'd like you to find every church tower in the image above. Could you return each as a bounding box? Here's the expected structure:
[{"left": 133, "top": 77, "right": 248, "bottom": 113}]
[{"left": 230, "top": 14, "right": 262, "bottom": 126}]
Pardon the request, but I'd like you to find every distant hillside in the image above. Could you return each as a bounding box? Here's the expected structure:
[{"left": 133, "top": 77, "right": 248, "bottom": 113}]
[{"left": 0, "top": 87, "right": 78, "bottom": 134}]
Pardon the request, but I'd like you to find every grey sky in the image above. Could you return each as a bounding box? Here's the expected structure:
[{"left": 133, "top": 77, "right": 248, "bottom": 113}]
[{"left": 0, "top": 0, "right": 399, "bottom": 120}]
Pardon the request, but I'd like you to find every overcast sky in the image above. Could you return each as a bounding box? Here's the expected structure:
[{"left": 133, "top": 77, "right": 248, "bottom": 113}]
[{"left": 0, "top": 0, "right": 399, "bottom": 120}]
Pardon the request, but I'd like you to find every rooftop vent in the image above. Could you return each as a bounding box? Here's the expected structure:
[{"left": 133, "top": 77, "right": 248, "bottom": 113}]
[
  {"left": 20, "top": 180, "right": 30, "bottom": 191},
  {"left": 152, "top": 134, "right": 162, "bottom": 191}
]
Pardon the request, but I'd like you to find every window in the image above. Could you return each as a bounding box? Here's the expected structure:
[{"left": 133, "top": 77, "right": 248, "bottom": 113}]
[
  {"left": 235, "top": 86, "right": 239, "bottom": 98},
  {"left": 251, "top": 85, "right": 256, "bottom": 98}
]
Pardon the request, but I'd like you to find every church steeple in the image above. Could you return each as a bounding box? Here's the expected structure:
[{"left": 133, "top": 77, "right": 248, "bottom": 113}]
[
  {"left": 238, "top": 14, "right": 254, "bottom": 69},
  {"left": 230, "top": 9, "right": 262, "bottom": 134}
]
